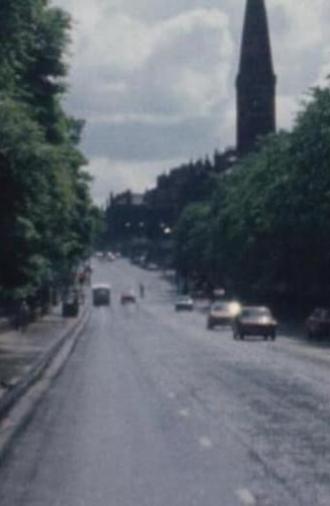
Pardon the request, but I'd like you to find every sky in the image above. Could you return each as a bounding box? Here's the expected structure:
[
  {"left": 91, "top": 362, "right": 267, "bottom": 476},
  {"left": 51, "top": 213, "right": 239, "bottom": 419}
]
[{"left": 52, "top": 0, "right": 330, "bottom": 204}]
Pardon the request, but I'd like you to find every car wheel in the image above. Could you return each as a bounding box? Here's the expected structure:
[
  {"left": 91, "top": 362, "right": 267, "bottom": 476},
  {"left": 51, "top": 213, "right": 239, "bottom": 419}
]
[
  {"left": 240, "top": 333, "right": 244, "bottom": 340},
  {"left": 207, "top": 321, "right": 213, "bottom": 330}
]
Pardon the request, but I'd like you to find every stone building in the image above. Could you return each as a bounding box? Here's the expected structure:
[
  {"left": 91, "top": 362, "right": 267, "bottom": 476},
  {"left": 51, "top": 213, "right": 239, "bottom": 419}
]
[{"left": 236, "top": 0, "right": 276, "bottom": 155}]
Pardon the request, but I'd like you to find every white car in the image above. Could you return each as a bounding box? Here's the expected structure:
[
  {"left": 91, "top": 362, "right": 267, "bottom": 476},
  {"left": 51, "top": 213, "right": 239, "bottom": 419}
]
[{"left": 175, "top": 296, "right": 194, "bottom": 311}]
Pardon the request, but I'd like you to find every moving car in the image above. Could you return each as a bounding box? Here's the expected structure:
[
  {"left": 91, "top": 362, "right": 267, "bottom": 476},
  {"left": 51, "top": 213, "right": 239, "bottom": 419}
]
[
  {"left": 121, "top": 291, "right": 136, "bottom": 305},
  {"left": 107, "top": 251, "right": 116, "bottom": 262},
  {"left": 233, "top": 306, "right": 277, "bottom": 340},
  {"left": 306, "top": 307, "right": 330, "bottom": 338},
  {"left": 207, "top": 301, "right": 241, "bottom": 329},
  {"left": 92, "top": 284, "right": 111, "bottom": 306},
  {"left": 175, "top": 295, "right": 194, "bottom": 311}
]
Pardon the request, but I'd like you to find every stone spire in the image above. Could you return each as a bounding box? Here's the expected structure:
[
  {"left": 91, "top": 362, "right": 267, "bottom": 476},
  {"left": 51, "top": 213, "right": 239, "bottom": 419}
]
[{"left": 236, "top": 0, "right": 276, "bottom": 155}]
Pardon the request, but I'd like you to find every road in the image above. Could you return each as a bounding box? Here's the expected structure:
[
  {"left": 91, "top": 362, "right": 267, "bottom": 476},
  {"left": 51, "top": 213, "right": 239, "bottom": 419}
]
[{"left": 1, "top": 259, "right": 330, "bottom": 506}]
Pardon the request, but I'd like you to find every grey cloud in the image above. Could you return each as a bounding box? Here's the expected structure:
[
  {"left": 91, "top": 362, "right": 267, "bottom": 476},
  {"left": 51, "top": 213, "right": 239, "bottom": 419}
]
[
  {"left": 53, "top": 0, "right": 330, "bottom": 201},
  {"left": 82, "top": 115, "right": 222, "bottom": 162}
]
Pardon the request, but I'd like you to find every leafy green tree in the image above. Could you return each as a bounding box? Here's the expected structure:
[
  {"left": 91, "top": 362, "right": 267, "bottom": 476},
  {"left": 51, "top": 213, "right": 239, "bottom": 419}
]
[
  {"left": 211, "top": 86, "right": 330, "bottom": 305},
  {"left": 0, "top": 1, "right": 93, "bottom": 305},
  {"left": 174, "top": 84, "right": 330, "bottom": 308},
  {"left": 174, "top": 203, "right": 212, "bottom": 284}
]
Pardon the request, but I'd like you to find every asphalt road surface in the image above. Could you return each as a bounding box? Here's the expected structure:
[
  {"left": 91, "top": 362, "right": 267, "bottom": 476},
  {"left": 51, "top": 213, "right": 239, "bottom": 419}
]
[{"left": 1, "top": 259, "right": 330, "bottom": 506}]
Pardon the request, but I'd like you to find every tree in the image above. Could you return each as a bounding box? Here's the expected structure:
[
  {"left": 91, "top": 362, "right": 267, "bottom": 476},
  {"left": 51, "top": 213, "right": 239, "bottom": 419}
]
[
  {"left": 174, "top": 203, "right": 212, "bottom": 285},
  {"left": 0, "top": 1, "right": 93, "bottom": 305},
  {"left": 173, "top": 83, "right": 330, "bottom": 308}
]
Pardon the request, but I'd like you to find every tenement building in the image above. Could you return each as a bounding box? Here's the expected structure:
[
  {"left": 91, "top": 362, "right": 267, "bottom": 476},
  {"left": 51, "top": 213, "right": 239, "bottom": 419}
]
[{"left": 236, "top": 0, "right": 276, "bottom": 155}]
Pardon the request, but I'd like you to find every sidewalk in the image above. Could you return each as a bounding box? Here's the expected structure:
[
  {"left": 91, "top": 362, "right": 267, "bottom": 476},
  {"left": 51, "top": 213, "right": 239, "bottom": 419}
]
[{"left": 0, "top": 303, "right": 89, "bottom": 417}]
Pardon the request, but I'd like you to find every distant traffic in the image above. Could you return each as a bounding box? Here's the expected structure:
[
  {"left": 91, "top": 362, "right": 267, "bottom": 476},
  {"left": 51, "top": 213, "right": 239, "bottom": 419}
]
[{"left": 92, "top": 251, "right": 330, "bottom": 342}]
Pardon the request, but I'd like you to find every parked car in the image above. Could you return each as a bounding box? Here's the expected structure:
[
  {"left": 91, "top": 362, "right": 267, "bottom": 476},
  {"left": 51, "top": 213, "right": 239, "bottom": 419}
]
[
  {"left": 121, "top": 291, "right": 136, "bottom": 305},
  {"left": 175, "top": 295, "right": 194, "bottom": 311},
  {"left": 207, "top": 301, "right": 241, "bottom": 329},
  {"left": 306, "top": 307, "right": 330, "bottom": 338},
  {"left": 62, "top": 289, "right": 79, "bottom": 317},
  {"left": 92, "top": 284, "right": 111, "bottom": 306},
  {"left": 233, "top": 306, "right": 277, "bottom": 340}
]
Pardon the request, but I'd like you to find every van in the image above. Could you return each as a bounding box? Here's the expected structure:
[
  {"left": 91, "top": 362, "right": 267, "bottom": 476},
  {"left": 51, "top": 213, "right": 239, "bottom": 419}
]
[{"left": 92, "top": 284, "right": 111, "bottom": 306}]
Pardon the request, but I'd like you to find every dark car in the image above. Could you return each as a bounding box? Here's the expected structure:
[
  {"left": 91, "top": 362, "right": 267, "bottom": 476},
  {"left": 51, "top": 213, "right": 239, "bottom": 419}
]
[
  {"left": 233, "top": 306, "right": 277, "bottom": 340},
  {"left": 306, "top": 308, "right": 330, "bottom": 338},
  {"left": 207, "top": 301, "right": 241, "bottom": 329},
  {"left": 92, "top": 284, "right": 111, "bottom": 306},
  {"left": 175, "top": 296, "right": 194, "bottom": 311}
]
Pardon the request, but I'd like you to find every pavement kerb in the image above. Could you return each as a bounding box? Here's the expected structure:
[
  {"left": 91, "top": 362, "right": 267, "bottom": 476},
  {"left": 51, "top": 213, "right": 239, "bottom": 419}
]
[{"left": 0, "top": 304, "right": 91, "bottom": 463}]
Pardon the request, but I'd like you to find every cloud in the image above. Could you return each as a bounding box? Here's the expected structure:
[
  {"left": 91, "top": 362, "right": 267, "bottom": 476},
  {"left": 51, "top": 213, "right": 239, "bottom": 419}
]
[
  {"left": 271, "top": 0, "right": 324, "bottom": 50},
  {"left": 277, "top": 95, "right": 299, "bottom": 130},
  {"left": 52, "top": 0, "right": 330, "bottom": 202},
  {"left": 269, "top": 0, "right": 330, "bottom": 96},
  {"left": 81, "top": 115, "right": 221, "bottom": 162},
  {"left": 314, "top": 44, "right": 330, "bottom": 88},
  {"left": 59, "top": 4, "right": 235, "bottom": 196},
  {"left": 67, "top": 7, "right": 233, "bottom": 121}
]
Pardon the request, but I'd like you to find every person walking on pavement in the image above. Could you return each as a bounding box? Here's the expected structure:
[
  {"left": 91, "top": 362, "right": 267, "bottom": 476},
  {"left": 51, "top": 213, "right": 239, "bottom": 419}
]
[
  {"left": 139, "top": 283, "right": 145, "bottom": 299},
  {"left": 17, "top": 299, "right": 29, "bottom": 332}
]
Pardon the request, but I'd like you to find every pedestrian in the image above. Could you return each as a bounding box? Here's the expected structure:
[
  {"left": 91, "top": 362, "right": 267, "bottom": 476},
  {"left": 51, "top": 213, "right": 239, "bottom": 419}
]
[
  {"left": 78, "top": 271, "right": 85, "bottom": 287},
  {"left": 139, "top": 283, "right": 145, "bottom": 299},
  {"left": 18, "top": 300, "right": 29, "bottom": 332},
  {"left": 85, "top": 264, "right": 93, "bottom": 285}
]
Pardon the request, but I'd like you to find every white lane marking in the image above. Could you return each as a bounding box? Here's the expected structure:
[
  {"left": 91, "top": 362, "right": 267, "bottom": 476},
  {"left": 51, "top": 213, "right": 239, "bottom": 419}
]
[
  {"left": 236, "top": 489, "right": 256, "bottom": 505},
  {"left": 178, "top": 408, "right": 190, "bottom": 418},
  {"left": 199, "top": 436, "right": 213, "bottom": 449}
]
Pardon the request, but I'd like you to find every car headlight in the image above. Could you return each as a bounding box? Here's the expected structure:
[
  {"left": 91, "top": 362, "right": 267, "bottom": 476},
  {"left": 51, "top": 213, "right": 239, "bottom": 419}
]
[{"left": 229, "top": 302, "right": 241, "bottom": 316}]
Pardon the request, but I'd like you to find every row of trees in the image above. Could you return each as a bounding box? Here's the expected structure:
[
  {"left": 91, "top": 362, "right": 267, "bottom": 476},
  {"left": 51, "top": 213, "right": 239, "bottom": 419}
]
[
  {"left": 0, "top": 1, "right": 95, "bottom": 307},
  {"left": 175, "top": 85, "right": 330, "bottom": 309}
]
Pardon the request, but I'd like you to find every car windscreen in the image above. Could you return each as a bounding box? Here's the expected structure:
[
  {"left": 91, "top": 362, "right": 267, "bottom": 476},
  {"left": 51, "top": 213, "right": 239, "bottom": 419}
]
[
  {"left": 212, "top": 303, "right": 228, "bottom": 311},
  {"left": 94, "top": 288, "right": 109, "bottom": 297},
  {"left": 241, "top": 308, "right": 270, "bottom": 318}
]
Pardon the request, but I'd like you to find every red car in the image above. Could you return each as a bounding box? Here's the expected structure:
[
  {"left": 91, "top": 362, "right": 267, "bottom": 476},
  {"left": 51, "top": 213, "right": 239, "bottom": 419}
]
[
  {"left": 233, "top": 306, "right": 277, "bottom": 340},
  {"left": 306, "top": 308, "right": 330, "bottom": 338},
  {"left": 120, "top": 291, "right": 136, "bottom": 305}
]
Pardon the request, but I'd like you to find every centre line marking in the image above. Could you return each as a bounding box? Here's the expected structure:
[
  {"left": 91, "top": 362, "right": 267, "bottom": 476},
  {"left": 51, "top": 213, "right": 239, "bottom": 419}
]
[{"left": 236, "top": 489, "right": 256, "bottom": 505}]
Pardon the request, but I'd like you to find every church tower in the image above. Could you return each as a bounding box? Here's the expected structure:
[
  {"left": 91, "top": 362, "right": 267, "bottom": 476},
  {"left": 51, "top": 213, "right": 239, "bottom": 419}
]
[{"left": 236, "top": 0, "right": 276, "bottom": 155}]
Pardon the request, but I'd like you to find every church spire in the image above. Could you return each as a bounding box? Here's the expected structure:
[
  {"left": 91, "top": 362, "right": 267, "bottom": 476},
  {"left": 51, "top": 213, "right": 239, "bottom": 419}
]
[{"left": 236, "top": 0, "right": 276, "bottom": 155}]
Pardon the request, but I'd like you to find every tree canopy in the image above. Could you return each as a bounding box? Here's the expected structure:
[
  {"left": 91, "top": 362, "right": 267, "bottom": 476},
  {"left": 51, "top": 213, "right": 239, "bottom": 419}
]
[
  {"left": 174, "top": 85, "right": 330, "bottom": 308},
  {"left": 0, "top": 0, "right": 94, "bottom": 303}
]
